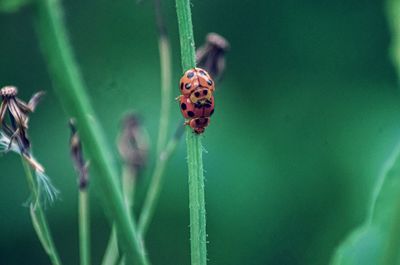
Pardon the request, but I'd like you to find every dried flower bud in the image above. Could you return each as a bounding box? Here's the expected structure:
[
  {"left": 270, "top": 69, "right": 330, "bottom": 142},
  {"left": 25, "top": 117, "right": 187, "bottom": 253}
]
[
  {"left": 0, "top": 86, "right": 46, "bottom": 155},
  {"left": 196, "top": 33, "right": 230, "bottom": 81},
  {"left": 118, "top": 113, "right": 149, "bottom": 174},
  {"left": 0, "top": 86, "right": 58, "bottom": 203},
  {"left": 69, "top": 119, "right": 89, "bottom": 190}
]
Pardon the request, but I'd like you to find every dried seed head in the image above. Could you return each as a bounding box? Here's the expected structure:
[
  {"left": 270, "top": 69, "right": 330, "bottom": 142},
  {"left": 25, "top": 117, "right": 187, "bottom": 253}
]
[
  {"left": 196, "top": 33, "right": 230, "bottom": 81},
  {"left": 118, "top": 113, "right": 149, "bottom": 174},
  {"left": 206, "top": 32, "right": 230, "bottom": 51},
  {"left": 0, "top": 87, "right": 45, "bottom": 155},
  {"left": 1, "top": 86, "right": 18, "bottom": 97},
  {"left": 0, "top": 87, "right": 58, "bottom": 204},
  {"left": 69, "top": 119, "right": 89, "bottom": 190}
]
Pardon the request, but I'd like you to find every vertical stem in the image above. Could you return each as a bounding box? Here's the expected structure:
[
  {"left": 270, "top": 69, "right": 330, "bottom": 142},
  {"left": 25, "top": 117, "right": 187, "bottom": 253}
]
[
  {"left": 175, "top": 1, "right": 207, "bottom": 265},
  {"left": 138, "top": 136, "right": 180, "bottom": 235},
  {"left": 34, "top": 1, "right": 149, "bottom": 264},
  {"left": 122, "top": 167, "right": 136, "bottom": 211},
  {"left": 79, "top": 190, "right": 90, "bottom": 265},
  {"left": 22, "top": 160, "right": 62, "bottom": 265},
  {"left": 155, "top": 0, "right": 172, "bottom": 156},
  {"left": 137, "top": 0, "right": 173, "bottom": 237}
]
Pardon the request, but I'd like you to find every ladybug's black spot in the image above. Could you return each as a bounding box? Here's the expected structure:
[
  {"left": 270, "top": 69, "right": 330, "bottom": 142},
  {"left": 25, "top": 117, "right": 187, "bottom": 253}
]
[
  {"left": 181, "top": 103, "right": 187, "bottom": 110},
  {"left": 194, "top": 102, "right": 202, "bottom": 109},
  {"left": 199, "top": 70, "right": 206, "bottom": 76},
  {"left": 187, "top": 72, "right": 195, "bottom": 78},
  {"left": 210, "top": 109, "right": 215, "bottom": 116},
  {"left": 187, "top": 111, "right": 195, "bottom": 117},
  {"left": 207, "top": 79, "right": 213, "bottom": 86},
  {"left": 203, "top": 90, "right": 208, "bottom": 95},
  {"left": 205, "top": 103, "right": 211, "bottom": 108},
  {"left": 180, "top": 82, "right": 184, "bottom": 90},
  {"left": 195, "top": 119, "right": 201, "bottom": 125},
  {"left": 204, "top": 118, "right": 209, "bottom": 122},
  {"left": 194, "top": 92, "right": 200, "bottom": 97},
  {"left": 185, "top": 83, "right": 192, "bottom": 90}
]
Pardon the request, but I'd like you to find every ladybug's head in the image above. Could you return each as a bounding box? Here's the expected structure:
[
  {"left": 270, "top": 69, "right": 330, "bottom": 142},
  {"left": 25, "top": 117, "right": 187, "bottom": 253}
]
[
  {"left": 189, "top": 117, "right": 210, "bottom": 134},
  {"left": 194, "top": 128, "right": 205, "bottom": 134}
]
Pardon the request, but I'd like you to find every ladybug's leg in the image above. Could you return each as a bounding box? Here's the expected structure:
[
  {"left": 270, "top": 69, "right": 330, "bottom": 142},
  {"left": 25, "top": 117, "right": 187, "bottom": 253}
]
[{"left": 175, "top": 95, "right": 183, "bottom": 101}]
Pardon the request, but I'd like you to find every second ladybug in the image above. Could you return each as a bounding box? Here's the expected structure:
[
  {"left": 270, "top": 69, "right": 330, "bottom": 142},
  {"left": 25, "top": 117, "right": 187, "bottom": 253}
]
[
  {"left": 179, "top": 67, "right": 215, "bottom": 98},
  {"left": 179, "top": 95, "right": 214, "bottom": 119}
]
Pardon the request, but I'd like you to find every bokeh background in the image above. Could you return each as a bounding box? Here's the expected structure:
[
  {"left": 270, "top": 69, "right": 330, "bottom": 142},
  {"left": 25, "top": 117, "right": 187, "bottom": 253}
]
[{"left": 0, "top": 0, "right": 399, "bottom": 264}]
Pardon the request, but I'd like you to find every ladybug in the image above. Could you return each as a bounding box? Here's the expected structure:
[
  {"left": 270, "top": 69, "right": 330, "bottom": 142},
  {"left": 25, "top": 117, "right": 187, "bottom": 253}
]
[
  {"left": 179, "top": 67, "right": 215, "bottom": 97},
  {"left": 189, "top": 87, "right": 212, "bottom": 104},
  {"left": 185, "top": 117, "right": 210, "bottom": 134},
  {"left": 179, "top": 95, "right": 215, "bottom": 119}
]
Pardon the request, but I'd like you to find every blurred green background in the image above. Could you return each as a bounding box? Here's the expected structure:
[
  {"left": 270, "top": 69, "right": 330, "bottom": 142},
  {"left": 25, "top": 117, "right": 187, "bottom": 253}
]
[{"left": 0, "top": 0, "right": 399, "bottom": 264}]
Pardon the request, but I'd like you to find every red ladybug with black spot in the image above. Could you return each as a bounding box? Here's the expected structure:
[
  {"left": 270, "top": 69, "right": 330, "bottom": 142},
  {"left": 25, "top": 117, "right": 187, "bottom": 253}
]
[
  {"left": 189, "top": 87, "right": 212, "bottom": 105},
  {"left": 179, "top": 67, "right": 215, "bottom": 97},
  {"left": 185, "top": 117, "right": 210, "bottom": 134},
  {"left": 179, "top": 95, "right": 215, "bottom": 119}
]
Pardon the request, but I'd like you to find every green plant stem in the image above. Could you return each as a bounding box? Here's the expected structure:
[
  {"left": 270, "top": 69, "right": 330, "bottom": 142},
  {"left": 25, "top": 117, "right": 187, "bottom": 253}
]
[
  {"left": 22, "top": 159, "right": 62, "bottom": 265},
  {"left": 101, "top": 227, "right": 121, "bottom": 265},
  {"left": 137, "top": 0, "right": 173, "bottom": 237},
  {"left": 34, "top": 1, "right": 149, "bottom": 264},
  {"left": 155, "top": 0, "right": 172, "bottom": 156},
  {"left": 175, "top": 0, "right": 207, "bottom": 265},
  {"left": 138, "top": 135, "right": 181, "bottom": 235},
  {"left": 122, "top": 167, "right": 137, "bottom": 211},
  {"left": 79, "top": 190, "right": 90, "bottom": 265},
  {"left": 101, "top": 167, "right": 137, "bottom": 265}
]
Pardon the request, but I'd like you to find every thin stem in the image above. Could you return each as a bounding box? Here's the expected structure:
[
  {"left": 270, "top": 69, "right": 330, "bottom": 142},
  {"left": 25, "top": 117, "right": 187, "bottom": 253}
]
[
  {"left": 122, "top": 167, "right": 137, "bottom": 211},
  {"left": 101, "top": 227, "right": 120, "bottom": 265},
  {"left": 155, "top": 0, "right": 172, "bottom": 156},
  {"left": 79, "top": 190, "right": 90, "bottom": 265},
  {"left": 22, "top": 159, "right": 62, "bottom": 265},
  {"left": 138, "top": 134, "right": 181, "bottom": 235},
  {"left": 175, "top": 0, "right": 207, "bottom": 265},
  {"left": 137, "top": 0, "right": 174, "bottom": 237},
  {"left": 101, "top": 167, "right": 136, "bottom": 265},
  {"left": 34, "top": 1, "right": 149, "bottom": 264}
]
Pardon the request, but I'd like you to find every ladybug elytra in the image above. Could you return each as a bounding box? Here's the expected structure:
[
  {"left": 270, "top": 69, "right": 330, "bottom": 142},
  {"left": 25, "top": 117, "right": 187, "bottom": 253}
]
[{"left": 179, "top": 67, "right": 215, "bottom": 98}]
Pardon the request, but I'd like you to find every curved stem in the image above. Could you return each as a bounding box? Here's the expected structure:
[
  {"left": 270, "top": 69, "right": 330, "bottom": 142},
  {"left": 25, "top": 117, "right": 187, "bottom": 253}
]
[
  {"left": 175, "top": 0, "right": 207, "bottom": 264},
  {"left": 138, "top": 135, "right": 181, "bottom": 235},
  {"left": 137, "top": 0, "right": 173, "bottom": 237},
  {"left": 34, "top": 1, "right": 149, "bottom": 264},
  {"left": 101, "top": 227, "right": 120, "bottom": 265},
  {"left": 22, "top": 159, "right": 62, "bottom": 265},
  {"left": 155, "top": 0, "right": 172, "bottom": 156}
]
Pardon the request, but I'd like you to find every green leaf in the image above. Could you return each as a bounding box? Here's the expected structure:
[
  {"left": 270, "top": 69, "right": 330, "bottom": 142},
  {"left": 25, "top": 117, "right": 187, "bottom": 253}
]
[
  {"left": 332, "top": 1, "right": 400, "bottom": 264},
  {"left": 331, "top": 146, "right": 400, "bottom": 265}
]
